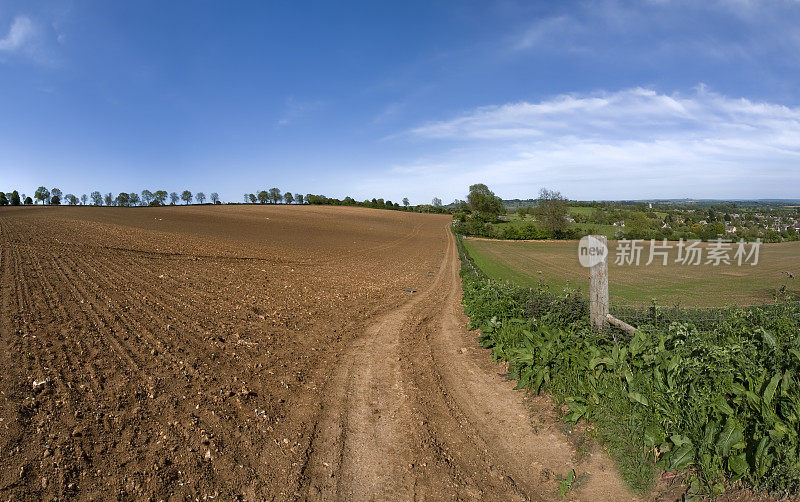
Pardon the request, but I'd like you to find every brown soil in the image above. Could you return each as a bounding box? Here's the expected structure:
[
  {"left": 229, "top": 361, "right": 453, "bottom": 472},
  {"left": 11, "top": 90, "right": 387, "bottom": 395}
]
[{"left": 1, "top": 205, "right": 661, "bottom": 501}]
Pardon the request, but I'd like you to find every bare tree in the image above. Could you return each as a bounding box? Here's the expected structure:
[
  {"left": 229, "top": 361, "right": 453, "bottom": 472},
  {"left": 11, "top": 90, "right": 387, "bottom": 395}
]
[
  {"left": 170, "top": 192, "right": 180, "bottom": 205},
  {"left": 432, "top": 197, "right": 442, "bottom": 207},
  {"left": 210, "top": 192, "right": 219, "bottom": 204},
  {"left": 104, "top": 192, "right": 114, "bottom": 206},
  {"left": 81, "top": 194, "right": 88, "bottom": 205},
  {"left": 196, "top": 192, "right": 206, "bottom": 204}
]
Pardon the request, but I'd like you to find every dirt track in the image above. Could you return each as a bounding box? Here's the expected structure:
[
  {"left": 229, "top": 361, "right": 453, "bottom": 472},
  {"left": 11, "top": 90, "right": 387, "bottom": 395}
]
[{"left": 1, "top": 205, "right": 638, "bottom": 501}]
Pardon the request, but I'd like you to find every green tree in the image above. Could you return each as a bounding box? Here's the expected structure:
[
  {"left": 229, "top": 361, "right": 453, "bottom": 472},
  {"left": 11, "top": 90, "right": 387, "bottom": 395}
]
[
  {"left": 432, "top": 197, "right": 442, "bottom": 207},
  {"left": 51, "top": 195, "right": 61, "bottom": 205},
  {"left": 533, "top": 188, "right": 569, "bottom": 236},
  {"left": 141, "top": 189, "right": 154, "bottom": 206},
  {"left": 104, "top": 192, "right": 114, "bottom": 206},
  {"left": 0, "top": 192, "right": 7, "bottom": 205},
  {"left": 467, "top": 184, "right": 505, "bottom": 221},
  {"left": 181, "top": 190, "right": 192, "bottom": 204},
  {"left": 81, "top": 194, "right": 88, "bottom": 205},
  {"left": 24, "top": 196, "right": 32, "bottom": 205},
  {"left": 116, "top": 193, "right": 130, "bottom": 206},
  {"left": 625, "top": 211, "right": 650, "bottom": 238},
  {"left": 257, "top": 190, "right": 269, "bottom": 204},
  {"left": 65, "top": 194, "right": 79, "bottom": 205},
  {"left": 35, "top": 186, "right": 50, "bottom": 205},
  {"left": 51, "top": 188, "right": 62, "bottom": 204},
  {"left": 11, "top": 190, "right": 21, "bottom": 206},
  {"left": 154, "top": 190, "right": 168, "bottom": 205},
  {"left": 296, "top": 194, "right": 304, "bottom": 204},
  {"left": 248, "top": 193, "right": 257, "bottom": 204},
  {"left": 284, "top": 192, "right": 294, "bottom": 204},
  {"left": 170, "top": 192, "right": 180, "bottom": 205},
  {"left": 269, "top": 187, "right": 282, "bottom": 204},
  {"left": 91, "top": 191, "right": 103, "bottom": 206},
  {"left": 210, "top": 192, "right": 219, "bottom": 204}
]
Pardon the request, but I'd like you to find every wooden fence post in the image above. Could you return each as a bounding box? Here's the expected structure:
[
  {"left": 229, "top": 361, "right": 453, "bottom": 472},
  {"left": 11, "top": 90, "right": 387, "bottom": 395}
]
[{"left": 588, "top": 235, "right": 609, "bottom": 332}]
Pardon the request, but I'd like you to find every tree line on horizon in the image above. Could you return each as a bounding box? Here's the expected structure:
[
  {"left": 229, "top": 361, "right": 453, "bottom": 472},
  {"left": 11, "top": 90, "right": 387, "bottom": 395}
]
[
  {"left": 1, "top": 184, "right": 453, "bottom": 214},
  {"left": 0, "top": 187, "right": 223, "bottom": 207}
]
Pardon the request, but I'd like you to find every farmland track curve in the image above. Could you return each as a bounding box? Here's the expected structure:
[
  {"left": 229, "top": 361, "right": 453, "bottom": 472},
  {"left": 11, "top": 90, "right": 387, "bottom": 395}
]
[
  {"left": 1, "top": 206, "right": 640, "bottom": 501},
  {"left": 296, "top": 224, "right": 638, "bottom": 501}
]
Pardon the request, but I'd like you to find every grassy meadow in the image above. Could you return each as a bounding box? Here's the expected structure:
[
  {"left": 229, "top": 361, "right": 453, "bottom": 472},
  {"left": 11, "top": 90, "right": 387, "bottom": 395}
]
[{"left": 463, "top": 237, "right": 800, "bottom": 307}]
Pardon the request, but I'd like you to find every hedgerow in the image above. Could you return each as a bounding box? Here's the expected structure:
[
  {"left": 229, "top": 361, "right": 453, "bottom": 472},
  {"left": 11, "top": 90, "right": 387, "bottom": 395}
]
[{"left": 456, "top": 230, "right": 800, "bottom": 495}]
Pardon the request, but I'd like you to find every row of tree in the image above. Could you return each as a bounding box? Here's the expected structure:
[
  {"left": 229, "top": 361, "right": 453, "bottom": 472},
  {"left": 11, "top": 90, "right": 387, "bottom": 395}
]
[
  {"left": 0, "top": 187, "right": 224, "bottom": 206},
  {"left": 244, "top": 188, "right": 301, "bottom": 205},
  {"left": 4, "top": 184, "right": 453, "bottom": 213},
  {"left": 0, "top": 191, "right": 27, "bottom": 206}
]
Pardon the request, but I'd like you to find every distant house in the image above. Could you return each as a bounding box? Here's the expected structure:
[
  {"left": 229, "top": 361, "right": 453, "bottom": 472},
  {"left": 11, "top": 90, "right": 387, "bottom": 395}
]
[
  {"left": 725, "top": 225, "right": 737, "bottom": 233},
  {"left": 613, "top": 221, "right": 625, "bottom": 227}
]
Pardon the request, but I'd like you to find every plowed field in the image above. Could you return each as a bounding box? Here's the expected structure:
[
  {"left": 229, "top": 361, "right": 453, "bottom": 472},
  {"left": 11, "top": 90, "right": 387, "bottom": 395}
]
[{"left": 0, "top": 205, "right": 636, "bottom": 501}]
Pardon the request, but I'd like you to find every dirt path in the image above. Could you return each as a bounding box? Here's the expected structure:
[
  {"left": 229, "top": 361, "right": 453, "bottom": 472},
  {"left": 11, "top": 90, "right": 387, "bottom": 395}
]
[{"left": 297, "top": 224, "right": 638, "bottom": 501}]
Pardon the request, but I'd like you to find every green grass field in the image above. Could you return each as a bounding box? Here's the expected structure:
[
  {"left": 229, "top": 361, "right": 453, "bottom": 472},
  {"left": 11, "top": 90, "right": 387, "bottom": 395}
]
[{"left": 463, "top": 238, "right": 800, "bottom": 307}]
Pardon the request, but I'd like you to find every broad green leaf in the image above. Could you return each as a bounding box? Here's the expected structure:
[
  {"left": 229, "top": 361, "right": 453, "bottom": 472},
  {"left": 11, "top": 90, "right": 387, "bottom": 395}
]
[
  {"left": 669, "top": 443, "right": 695, "bottom": 470},
  {"left": 755, "top": 437, "right": 773, "bottom": 478},
  {"left": 671, "top": 434, "right": 691, "bottom": 447},
  {"left": 762, "top": 329, "right": 777, "bottom": 349},
  {"left": 714, "top": 396, "right": 734, "bottom": 416},
  {"left": 728, "top": 452, "right": 749, "bottom": 475},
  {"left": 717, "top": 419, "right": 745, "bottom": 456},
  {"left": 644, "top": 424, "right": 664, "bottom": 447},
  {"left": 628, "top": 392, "right": 649, "bottom": 406},
  {"left": 764, "top": 373, "right": 781, "bottom": 406}
]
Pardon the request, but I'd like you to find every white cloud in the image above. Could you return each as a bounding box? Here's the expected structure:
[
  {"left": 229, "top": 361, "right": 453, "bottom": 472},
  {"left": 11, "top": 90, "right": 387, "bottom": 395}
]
[
  {"left": 364, "top": 87, "right": 800, "bottom": 201},
  {"left": 507, "top": 1, "right": 800, "bottom": 64},
  {"left": 0, "top": 16, "right": 35, "bottom": 53}
]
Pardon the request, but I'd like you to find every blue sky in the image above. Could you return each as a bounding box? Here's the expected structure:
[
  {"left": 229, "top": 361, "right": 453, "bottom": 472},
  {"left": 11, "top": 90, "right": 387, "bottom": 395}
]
[{"left": 1, "top": 0, "right": 799, "bottom": 203}]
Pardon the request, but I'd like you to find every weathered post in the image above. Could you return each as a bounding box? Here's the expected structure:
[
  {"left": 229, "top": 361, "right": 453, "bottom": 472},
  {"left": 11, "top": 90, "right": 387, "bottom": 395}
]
[{"left": 588, "top": 235, "right": 609, "bottom": 332}]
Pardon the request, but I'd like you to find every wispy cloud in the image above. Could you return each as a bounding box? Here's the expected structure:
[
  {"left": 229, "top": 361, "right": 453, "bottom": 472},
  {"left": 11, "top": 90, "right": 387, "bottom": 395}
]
[
  {"left": 277, "top": 96, "right": 324, "bottom": 126},
  {"left": 0, "top": 16, "right": 35, "bottom": 53},
  {"left": 507, "top": 1, "right": 800, "bottom": 64},
  {"left": 364, "top": 87, "right": 800, "bottom": 200}
]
